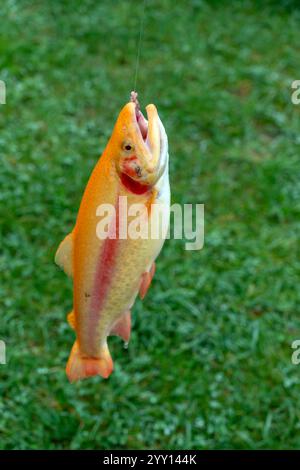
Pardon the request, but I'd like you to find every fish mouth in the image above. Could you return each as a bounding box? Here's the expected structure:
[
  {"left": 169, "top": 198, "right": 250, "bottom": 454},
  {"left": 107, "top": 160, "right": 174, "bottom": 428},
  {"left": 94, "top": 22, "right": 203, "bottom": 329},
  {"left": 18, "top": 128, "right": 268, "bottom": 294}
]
[
  {"left": 135, "top": 105, "right": 148, "bottom": 141},
  {"left": 130, "top": 91, "right": 161, "bottom": 171},
  {"left": 118, "top": 94, "right": 166, "bottom": 194}
]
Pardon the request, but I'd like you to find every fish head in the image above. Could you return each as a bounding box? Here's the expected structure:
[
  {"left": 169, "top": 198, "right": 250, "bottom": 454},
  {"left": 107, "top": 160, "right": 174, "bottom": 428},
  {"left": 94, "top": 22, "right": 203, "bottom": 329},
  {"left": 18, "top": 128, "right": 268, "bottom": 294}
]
[{"left": 109, "top": 100, "right": 168, "bottom": 193}]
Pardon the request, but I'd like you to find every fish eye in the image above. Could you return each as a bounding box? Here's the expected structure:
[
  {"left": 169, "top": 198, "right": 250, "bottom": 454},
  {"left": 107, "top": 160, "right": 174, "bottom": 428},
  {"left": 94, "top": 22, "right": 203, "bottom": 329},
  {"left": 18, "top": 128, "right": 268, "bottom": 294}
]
[{"left": 122, "top": 142, "right": 134, "bottom": 152}]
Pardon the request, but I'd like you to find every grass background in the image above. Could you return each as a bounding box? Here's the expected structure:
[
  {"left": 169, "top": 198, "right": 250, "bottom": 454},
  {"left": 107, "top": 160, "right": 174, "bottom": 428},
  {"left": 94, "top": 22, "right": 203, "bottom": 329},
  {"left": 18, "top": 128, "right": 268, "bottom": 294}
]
[{"left": 1, "top": 0, "right": 300, "bottom": 449}]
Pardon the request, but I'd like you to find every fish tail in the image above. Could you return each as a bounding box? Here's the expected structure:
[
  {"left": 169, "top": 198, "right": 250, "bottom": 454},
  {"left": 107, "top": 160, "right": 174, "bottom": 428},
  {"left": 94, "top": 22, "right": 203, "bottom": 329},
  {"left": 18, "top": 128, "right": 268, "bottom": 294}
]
[{"left": 66, "top": 341, "right": 113, "bottom": 382}]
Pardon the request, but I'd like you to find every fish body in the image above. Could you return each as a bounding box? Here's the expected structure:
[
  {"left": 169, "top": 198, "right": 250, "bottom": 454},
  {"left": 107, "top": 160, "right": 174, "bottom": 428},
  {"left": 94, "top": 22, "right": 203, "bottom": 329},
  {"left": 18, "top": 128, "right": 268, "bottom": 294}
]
[{"left": 55, "top": 97, "right": 170, "bottom": 382}]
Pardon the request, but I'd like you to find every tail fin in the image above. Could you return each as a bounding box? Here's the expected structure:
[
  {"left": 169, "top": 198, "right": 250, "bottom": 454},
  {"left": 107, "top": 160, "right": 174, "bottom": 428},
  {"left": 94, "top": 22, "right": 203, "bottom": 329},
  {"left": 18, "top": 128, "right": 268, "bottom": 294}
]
[{"left": 66, "top": 341, "right": 113, "bottom": 382}]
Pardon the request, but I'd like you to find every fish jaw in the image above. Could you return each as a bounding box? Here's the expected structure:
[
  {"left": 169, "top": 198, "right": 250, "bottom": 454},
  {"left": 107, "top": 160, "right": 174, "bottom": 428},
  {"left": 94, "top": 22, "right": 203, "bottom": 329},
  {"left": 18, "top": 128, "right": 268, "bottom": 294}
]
[
  {"left": 111, "top": 100, "right": 166, "bottom": 188},
  {"left": 145, "top": 104, "right": 160, "bottom": 170}
]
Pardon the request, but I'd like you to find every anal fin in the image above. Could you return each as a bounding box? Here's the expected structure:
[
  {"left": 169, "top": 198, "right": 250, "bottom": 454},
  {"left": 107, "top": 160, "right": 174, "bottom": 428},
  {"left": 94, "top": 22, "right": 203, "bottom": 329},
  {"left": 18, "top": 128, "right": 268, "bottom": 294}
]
[{"left": 110, "top": 310, "right": 131, "bottom": 343}]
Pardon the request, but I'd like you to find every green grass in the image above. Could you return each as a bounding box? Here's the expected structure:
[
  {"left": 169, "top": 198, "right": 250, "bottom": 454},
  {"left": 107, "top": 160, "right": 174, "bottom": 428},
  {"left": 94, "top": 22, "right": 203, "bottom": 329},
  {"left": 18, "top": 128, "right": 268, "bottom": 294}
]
[{"left": 1, "top": 0, "right": 300, "bottom": 450}]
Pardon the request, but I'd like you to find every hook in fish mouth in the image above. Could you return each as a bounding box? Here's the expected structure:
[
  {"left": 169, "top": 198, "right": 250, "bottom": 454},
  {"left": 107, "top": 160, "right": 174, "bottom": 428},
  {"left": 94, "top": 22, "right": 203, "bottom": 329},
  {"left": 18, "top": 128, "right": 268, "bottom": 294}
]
[
  {"left": 129, "top": 91, "right": 161, "bottom": 171},
  {"left": 130, "top": 91, "right": 148, "bottom": 140}
]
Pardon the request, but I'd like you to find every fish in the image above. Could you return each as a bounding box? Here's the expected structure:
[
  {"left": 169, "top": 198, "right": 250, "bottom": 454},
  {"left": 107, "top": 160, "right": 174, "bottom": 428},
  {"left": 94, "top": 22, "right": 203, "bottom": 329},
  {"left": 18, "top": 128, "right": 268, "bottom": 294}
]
[{"left": 55, "top": 92, "right": 170, "bottom": 382}]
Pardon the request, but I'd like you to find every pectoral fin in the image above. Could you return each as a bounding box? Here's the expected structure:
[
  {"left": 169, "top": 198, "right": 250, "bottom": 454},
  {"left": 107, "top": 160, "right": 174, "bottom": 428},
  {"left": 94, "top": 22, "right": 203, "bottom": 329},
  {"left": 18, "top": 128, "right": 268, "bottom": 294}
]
[
  {"left": 67, "top": 310, "right": 76, "bottom": 330},
  {"left": 55, "top": 233, "right": 74, "bottom": 277}
]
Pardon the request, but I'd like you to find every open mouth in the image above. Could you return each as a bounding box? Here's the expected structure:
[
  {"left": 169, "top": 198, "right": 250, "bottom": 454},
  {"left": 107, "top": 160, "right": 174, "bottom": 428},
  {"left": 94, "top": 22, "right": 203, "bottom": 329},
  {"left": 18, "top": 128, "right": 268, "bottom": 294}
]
[
  {"left": 131, "top": 91, "right": 148, "bottom": 141},
  {"left": 119, "top": 92, "right": 161, "bottom": 195},
  {"left": 131, "top": 91, "right": 160, "bottom": 169},
  {"left": 136, "top": 108, "right": 148, "bottom": 140}
]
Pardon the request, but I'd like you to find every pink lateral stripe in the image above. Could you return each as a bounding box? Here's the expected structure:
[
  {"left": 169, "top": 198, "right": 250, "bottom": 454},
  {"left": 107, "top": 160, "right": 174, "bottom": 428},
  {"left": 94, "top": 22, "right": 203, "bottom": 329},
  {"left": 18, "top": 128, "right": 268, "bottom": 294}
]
[{"left": 88, "top": 196, "right": 120, "bottom": 339}]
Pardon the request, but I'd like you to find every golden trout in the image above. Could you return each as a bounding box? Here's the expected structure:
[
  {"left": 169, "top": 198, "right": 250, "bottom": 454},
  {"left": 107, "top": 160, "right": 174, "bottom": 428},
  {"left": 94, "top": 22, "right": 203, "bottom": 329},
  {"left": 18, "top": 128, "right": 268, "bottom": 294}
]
[{"left": 55, "top": 92, "right": 170, "bottom": 382}]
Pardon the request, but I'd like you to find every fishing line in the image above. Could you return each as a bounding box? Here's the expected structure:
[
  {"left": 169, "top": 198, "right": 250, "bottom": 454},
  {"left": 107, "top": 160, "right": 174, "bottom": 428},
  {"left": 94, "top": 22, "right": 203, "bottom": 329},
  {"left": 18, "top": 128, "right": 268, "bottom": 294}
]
[{"left": 133, "top": 0, "right": 147, "bottom": 92}]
